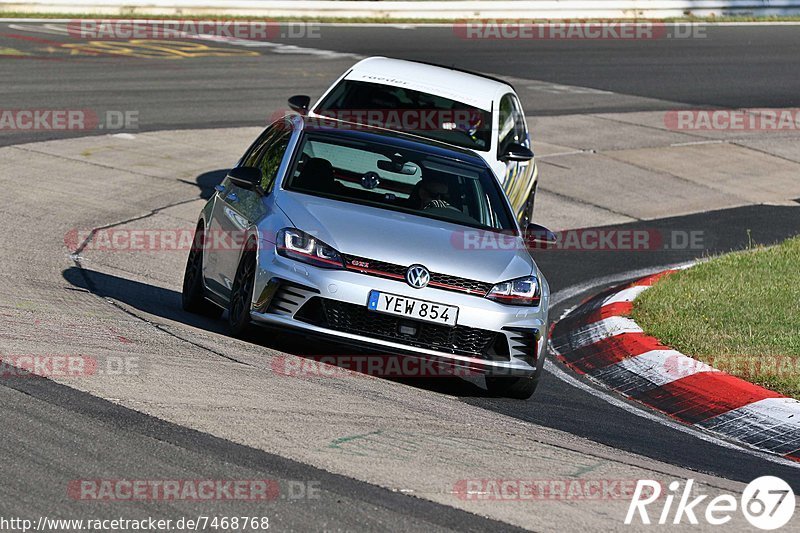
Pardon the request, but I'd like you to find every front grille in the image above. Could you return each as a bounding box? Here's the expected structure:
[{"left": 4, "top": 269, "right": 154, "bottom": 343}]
[
  {"left": 428, "top": 272, "right": 493, "bottom": 295},
  {"left": 295, "top": 297, "right": 507, "bottom": 360},
  {"left": 342, "top": 254, "right": 493, "bottom": 296}
]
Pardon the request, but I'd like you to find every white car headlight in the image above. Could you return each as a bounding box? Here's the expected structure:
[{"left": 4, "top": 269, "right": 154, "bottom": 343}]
[
  {"left": 276, "top": 228, "right": 344, "bottom": 269},
  {"left": 485, "top": 276, "right": 541, "bottom": 306}
]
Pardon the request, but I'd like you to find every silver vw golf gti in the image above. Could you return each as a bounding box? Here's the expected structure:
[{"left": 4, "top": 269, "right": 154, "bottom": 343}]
[{"left": 182, "top": 114, "right": 551, "bottom": 398}]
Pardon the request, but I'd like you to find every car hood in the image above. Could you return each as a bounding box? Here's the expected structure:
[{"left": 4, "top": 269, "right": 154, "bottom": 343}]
[{"left": 275, "top": 191, "right": 535, "bottom": 283}]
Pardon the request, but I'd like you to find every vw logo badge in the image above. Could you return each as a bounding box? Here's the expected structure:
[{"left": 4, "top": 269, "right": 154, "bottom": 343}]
[
  {"left": 360, "top": 171, "right": 381, "bottom": 190},
  {"left": 406, "top": 264, "right": 430, "bottom": 289}
]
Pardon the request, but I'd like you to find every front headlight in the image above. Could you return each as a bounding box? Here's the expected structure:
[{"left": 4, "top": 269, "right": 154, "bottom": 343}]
[
  {"left": 276, "top": 228, "right": 344, "bottom": 269},
  {"left": 485, "top": 276, "right": 541, "bottom": 306}
]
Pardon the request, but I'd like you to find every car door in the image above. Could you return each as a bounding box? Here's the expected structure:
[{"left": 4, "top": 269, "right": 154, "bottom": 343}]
[
  {"left": 204, "top": 122, "right": 292, "bottom": 300},
  {"left": 497, "top": 93, "right": 536, "bottom": 223}
]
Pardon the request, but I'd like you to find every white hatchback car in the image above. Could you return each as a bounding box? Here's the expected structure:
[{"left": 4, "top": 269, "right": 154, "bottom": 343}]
[{"left": 288, "top": 57, "right": 540, "bottom": 225}]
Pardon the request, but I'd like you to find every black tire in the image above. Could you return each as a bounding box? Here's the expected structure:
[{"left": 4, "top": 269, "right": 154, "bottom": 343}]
[
  {"left": 228, "top": 243, "right": 257, "bottom": 337},
  {"left": 485, "top": 375, "right": 539, "bottom": 399},
  {"left": 182, "top": 226, "right": 223, "bottom": 318}
]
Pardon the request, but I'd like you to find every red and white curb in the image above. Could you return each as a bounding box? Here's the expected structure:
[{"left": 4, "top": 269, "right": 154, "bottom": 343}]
[{"left": 550, "top": 269, "right": 800, "bottom": 462}]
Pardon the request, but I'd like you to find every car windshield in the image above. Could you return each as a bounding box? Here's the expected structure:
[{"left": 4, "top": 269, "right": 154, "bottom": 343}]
[
  {"left": 314, "top": 80, "right": 492, "bottom": 152},
  {"left": 284, "top": 132, "right": 515, "bottom": 232}
]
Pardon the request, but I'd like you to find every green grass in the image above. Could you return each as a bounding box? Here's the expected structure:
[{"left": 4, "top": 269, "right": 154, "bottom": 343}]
[
  {"left": 2, "top": 12, "right": 800, "bottom": 23},
  {"left": 631, "top": 235, "right": 800, "bottom": 398}
]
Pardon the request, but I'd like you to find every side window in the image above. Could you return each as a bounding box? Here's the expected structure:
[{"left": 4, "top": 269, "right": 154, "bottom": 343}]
[
  {"left": 241, "top": 123, "right": 279, "bottom": 168},
  {"left": 238, "top": 120, "right": 291, "bottom": 193},
  {"left": 255, "top": 130, "right": 291, "bottom": 193},
  {"left": 497, "top": 94, "right": 528, "bottom": 156}
]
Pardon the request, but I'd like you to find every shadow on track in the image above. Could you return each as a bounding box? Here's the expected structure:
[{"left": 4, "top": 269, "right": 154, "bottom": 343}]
[
  {"left": 181, "top": 169, "right": 230, "bottom": 199},
  {"left": 61, "top": 166, "right": 492, "bottom": 398},
  {"left": 61, "top": 267, "right": 491, "bottom": 398}
]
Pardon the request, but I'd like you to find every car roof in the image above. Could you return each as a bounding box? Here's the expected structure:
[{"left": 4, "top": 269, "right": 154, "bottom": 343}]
[
  {"left": 292, "top": 114, "right": 488, "bottom": 168},
  {"left": 342, "top": 57, "right": 513, "bottom": 112}
]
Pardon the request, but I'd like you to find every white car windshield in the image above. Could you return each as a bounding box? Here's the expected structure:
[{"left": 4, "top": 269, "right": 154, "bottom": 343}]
[{"left": 314, "top": 80, "right": 493, "bottom": 152}]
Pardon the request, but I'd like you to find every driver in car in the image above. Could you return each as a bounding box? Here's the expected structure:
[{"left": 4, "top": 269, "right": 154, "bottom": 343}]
[{"left": 415, "top": 178, "right": 452, "bottom": 210}]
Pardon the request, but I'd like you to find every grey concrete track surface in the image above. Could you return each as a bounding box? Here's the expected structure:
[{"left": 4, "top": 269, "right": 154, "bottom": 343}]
[{"left": 2, "top": 22, "right": 800, "bottom": 532}]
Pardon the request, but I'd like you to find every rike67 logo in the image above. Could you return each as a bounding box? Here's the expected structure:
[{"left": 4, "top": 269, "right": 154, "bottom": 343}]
[{"left": 626, "top": 477, "right": 795, "bottom": 529}]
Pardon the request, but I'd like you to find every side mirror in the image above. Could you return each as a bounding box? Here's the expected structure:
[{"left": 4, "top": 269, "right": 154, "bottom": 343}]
[
  {"left": 525, "top": 223, "right": 557, "bottom": 248},
  {"left": 501, "top": 143, "right": 534, "bottom": 162},
  {"left": 226, "top": 166, "right": 262, "bottom": 191},
  {"left": 288, "top": 95, "right": 311, "bottom": 114}
]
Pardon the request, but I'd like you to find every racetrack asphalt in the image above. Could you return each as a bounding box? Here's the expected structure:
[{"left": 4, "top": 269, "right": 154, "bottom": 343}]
[
  {"left": 2, "top": 22, "right": 799, "bottom": 145},
  {"left": 2, "top": 21, "right": 800, "bottom": 531}
]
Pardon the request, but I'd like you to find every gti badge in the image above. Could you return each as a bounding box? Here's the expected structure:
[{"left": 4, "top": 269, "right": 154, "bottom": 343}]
[{"left": 405, "top": 264, "right": 430, "bottom": 289}]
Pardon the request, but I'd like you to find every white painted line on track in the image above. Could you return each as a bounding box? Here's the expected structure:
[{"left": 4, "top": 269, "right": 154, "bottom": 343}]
[
  {"left": 4, "top": 19, "right": 800, "bottom": 26},
  {"left": 548, "top": 261, "right": 697, "bottom": 309},
  {"left": 670, "top": 139, "right": 727, "bottom": 147},
  {"left": 4, "top": 22, "right": 366, "bottom": 59},
  {"left": 536, "top": 149, "right": 595, "bottom": 159}
]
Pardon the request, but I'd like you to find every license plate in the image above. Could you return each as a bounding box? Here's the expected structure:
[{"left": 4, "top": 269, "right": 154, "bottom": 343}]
[{"left": 367, "top": 291, "right": 458, "bottom": 326}]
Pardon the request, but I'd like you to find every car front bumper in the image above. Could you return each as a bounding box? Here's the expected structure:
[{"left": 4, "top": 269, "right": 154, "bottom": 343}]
[{"left": 250, "top": 251, "right": 549, "bottom": 375}]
